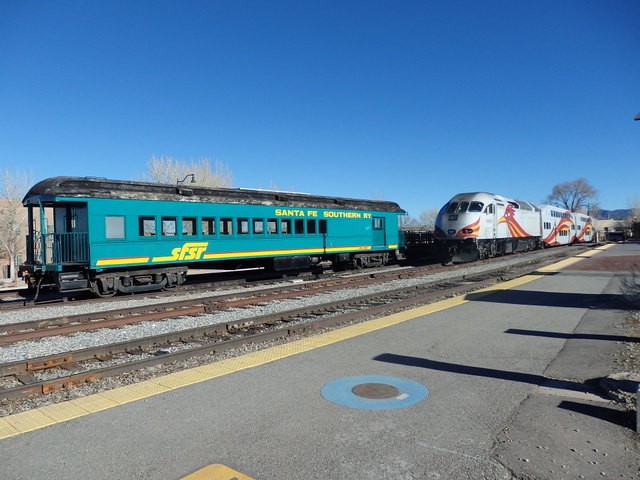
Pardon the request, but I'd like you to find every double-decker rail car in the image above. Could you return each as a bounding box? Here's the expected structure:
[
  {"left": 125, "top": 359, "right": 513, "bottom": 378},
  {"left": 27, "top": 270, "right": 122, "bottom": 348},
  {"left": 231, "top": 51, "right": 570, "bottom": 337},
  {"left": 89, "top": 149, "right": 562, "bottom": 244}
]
[
  {"left": 573, "top": 213, "right": 595, "bottom": 243},
  {"left": 21, "top": 177, "right": 405, "bottom": 296},
  {"left": 539, "top": 206, "right": 593, "bottom": 246},
  {"left": 539, "top": 205, "right": 575, "bottom": 246}
]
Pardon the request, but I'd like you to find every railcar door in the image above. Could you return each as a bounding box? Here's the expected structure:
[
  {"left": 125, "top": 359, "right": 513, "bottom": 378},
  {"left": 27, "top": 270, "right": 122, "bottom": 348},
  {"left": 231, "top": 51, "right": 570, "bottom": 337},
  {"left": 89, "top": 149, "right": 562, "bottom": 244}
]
[
  {"left": 52, "top": 203, "right": 89, "bottom": 264},
  {"left": 484, "top": 204, "right": 496, "bottom": 239},
  {"left": 372, "top": 217, "right": 386, "bottom": 247}
]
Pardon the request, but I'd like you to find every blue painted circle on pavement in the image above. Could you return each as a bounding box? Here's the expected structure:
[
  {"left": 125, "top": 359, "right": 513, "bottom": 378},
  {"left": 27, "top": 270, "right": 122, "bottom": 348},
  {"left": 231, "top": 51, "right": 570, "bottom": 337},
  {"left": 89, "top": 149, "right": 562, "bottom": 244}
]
[{"left": 321, "top": 375, "right": 429, "bottom": 410}]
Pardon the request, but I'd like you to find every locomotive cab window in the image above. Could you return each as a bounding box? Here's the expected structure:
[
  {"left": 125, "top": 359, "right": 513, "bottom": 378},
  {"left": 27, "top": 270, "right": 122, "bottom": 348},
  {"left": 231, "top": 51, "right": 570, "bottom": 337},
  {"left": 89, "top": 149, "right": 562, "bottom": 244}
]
[
  {"left": 456, "top": 202, "right": 469, "bottom": 213},
  {"left": 162, "top": 217, "right": 176, "bottom": 236},
  {"left": 182, "top": 218, "right": 196, "bottom": 236},
  {"left": 469, "top": 202, "right": 484, "bottom": 212},
  {"left": 139, "top": 217, "right": 156, "bottom": 236},
  {"left": 105, "top": 216, "right": 125, "bottom": 239},
  {"left": 484, "top": 204, "right": 494, "bottom": 214}
]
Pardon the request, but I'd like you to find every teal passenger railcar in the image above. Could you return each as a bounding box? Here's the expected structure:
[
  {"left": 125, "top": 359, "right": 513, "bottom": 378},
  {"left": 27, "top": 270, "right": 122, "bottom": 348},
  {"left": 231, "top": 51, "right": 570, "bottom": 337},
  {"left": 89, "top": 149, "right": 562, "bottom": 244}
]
[{"left": 21, "top": 177, "right": 406, "bottom": 296}]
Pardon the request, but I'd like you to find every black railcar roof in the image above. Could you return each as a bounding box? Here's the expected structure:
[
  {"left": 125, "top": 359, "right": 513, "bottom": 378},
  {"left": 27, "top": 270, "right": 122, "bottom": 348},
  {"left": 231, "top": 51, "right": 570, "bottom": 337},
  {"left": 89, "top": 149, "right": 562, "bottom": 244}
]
[{"left": 24, "top": 177, "right": 406, "bottom": 213}]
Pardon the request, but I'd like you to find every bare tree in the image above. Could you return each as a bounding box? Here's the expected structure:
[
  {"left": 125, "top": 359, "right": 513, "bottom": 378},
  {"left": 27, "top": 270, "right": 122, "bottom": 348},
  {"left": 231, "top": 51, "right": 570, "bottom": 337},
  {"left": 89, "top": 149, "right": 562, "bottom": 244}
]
[
  {"left": 628, "top": 196, "right": 640, "bottom": 239},
  {"left": 143, "top": 156, "right": 233, "bottom": 188},
  {"left": 418, "top": 208, "right": 439, "bottom": 230},
  {"left": 398, "top": 215, "right": 417, "bottom": 229},
  {"left": 0, "top": 169, "right": 32, "bottom": 282},
  {"left": 628, "top": 196, "right": 640, "bottom": 220},
  {"left": 545, "top": 178, "right": 597, "bottom": 212}
]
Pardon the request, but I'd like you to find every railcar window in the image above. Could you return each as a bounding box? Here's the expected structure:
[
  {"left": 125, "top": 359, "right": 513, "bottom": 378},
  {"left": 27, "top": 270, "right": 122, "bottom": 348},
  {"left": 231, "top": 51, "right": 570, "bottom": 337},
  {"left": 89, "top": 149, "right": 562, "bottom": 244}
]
[
  {"left": 253, "top": 219, "right": 264, "bottom": 234},
  {"left": 202, "top": 217, "right": 216, "bottom": 236},
  {"left": 139, "top": 217, "right": 156, "bottom": 236},
  {"left": 456, "top": 202, "right": 469, "bottom": 213},
  {"left": 182, "top": 218, "right": 196, "bottom": 236},
  {"left": 221, "top": 218, "right": 233, "bottom": 235},
  {"left": 162, "top": 217, "right": 177, "bottom": 236},
  {"left": 268, "top": 219, "right": 278, "bottom": 234},
  {"left": 295, "top": 219, "right": 304, "bottom": 234},
  {"left": 307, "top": 219, "right": 317, "bottom": 234},
  {"left": 469, "top": 202, "right": 484, "bottom": 212},
  {"left": 373, "top": 218, "right": 383, "bottom": 230},
  {"left": 105, "top": 216, "right": 125, "bottom": 239},
  {"left": 281, "top": 219, "right": 291, "bottom": 234},
  {"left": 238, "top": 218, "right": 249, "bottom": 235},
  {"left": 446, "top": 202, "right": 458, "bottom": 214},
  {"left": 508, "top": 201, "right": 520, "bottom": 209},
  {"left": 319, "top": 219, "right": 327, "bottom": 234}
]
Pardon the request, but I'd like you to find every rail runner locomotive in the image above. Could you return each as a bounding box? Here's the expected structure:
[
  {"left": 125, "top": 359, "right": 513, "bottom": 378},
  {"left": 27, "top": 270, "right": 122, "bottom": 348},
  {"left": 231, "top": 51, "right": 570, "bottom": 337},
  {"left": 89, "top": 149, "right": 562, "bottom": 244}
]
[
  {"left": 21, "top": 177, "right": 405, "bottom": 296},
  {"left": 435, "top": 192, "right": 594, "bottom": 263}
]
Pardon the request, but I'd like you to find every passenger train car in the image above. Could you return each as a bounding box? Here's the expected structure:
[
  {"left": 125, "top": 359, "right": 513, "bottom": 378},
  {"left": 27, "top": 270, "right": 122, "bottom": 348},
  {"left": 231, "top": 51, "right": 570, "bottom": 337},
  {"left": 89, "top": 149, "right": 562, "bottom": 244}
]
[
  {"left": 435, "top": 192, "right": 594, "bottom": 263},
  {"left": 21, "top": 177, "right": 405, "bottom": 296}
]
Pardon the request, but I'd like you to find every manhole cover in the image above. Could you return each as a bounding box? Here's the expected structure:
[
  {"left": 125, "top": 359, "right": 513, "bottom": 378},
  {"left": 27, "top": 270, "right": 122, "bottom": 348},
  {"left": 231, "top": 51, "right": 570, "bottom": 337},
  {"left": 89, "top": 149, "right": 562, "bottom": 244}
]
[
  {"left": 321, "top": 375, "right": 429, "bottom": 410},
  {"left": 352, "top": 382, "right": 400, "bottom": 399}
]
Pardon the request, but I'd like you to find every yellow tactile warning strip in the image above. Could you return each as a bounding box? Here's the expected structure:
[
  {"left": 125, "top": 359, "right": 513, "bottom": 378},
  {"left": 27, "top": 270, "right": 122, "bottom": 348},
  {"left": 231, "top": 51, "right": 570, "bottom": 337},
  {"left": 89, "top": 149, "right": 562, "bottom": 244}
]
[
  {"left": 0, "top": 248, "right": 612, "bottom": 441},
  {"left": 181, "top": 463, "right": 254, "bottom": 480},
  {"left": 574, "top": 243, "right": 615, "bottom": 258}
]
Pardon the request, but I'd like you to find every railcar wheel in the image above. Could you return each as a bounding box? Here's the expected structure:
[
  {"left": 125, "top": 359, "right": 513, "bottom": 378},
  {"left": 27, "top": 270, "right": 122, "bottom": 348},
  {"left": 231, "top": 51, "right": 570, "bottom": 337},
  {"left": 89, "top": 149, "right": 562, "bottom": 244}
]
[{"left": 90, "top": 280, "right": 117, "bottom": 297}]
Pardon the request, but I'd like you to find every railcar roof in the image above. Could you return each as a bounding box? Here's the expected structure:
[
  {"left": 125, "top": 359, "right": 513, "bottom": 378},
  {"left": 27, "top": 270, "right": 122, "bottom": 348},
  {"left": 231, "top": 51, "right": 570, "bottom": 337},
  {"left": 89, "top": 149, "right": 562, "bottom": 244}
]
[{"left": 24, "top": 177, "right": 406, "bottom": 213}]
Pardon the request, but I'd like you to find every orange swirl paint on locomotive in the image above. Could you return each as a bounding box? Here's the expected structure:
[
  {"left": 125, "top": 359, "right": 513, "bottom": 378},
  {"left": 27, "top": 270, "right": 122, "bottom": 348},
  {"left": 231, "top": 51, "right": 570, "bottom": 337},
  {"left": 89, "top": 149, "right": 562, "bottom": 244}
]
[
  {"left": 455, "top": 217, "right": 481, "bottom": 237},
  {"left": 497, "top": 204, "right": 533, "bottom": 238}
]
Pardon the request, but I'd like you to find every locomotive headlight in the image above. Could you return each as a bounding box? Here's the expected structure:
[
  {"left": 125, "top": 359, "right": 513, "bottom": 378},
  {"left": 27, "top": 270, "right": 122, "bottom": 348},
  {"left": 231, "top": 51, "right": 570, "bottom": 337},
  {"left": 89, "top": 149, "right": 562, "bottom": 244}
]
[{"left": 447, "top": 229, "right": 456, "bottom": 235}]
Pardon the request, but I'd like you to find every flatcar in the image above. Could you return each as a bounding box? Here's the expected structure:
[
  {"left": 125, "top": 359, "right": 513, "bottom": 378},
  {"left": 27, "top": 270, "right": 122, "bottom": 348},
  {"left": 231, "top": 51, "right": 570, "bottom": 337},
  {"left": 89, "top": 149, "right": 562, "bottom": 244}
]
[
  {"left": 21, "top": 177, "right": 406, "bottom": 296},
  {"left": 434, "top": 192, "right": 594, "bottom": 263}
]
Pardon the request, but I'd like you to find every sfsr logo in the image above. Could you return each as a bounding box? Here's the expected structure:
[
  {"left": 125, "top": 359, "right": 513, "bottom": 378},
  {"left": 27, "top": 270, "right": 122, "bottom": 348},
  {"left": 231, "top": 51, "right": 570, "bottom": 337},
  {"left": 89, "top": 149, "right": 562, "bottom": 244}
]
[{"left": 170, "top": 242, "right": 208, "bottom": 261}]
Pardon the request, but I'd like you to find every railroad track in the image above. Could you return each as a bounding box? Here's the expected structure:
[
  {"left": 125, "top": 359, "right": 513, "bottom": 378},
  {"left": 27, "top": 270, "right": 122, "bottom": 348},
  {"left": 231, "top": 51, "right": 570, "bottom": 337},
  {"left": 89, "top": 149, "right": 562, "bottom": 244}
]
[
  {"left": 0, "top": 246, "right": 591, "bottom": 405},
  {"left": 0, "top": 264, "right": 442, "bottom": 345}
]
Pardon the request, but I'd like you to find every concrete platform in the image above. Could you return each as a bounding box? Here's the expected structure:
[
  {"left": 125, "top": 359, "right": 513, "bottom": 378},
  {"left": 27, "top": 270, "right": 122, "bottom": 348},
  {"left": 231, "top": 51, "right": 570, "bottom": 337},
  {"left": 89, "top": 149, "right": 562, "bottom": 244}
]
[{"left": 0, "top": 243, "right": 638, "bottom": 479}]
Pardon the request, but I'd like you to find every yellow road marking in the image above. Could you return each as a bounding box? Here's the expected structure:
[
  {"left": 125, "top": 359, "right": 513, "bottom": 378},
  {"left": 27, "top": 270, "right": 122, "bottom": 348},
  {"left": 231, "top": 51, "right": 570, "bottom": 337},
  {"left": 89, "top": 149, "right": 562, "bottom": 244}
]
[
  {"left": 0, "top": 249, "right": 608, "bottom": 440},
  {"left": 181, "top": 464, "right": 254, "bottom": 480}
]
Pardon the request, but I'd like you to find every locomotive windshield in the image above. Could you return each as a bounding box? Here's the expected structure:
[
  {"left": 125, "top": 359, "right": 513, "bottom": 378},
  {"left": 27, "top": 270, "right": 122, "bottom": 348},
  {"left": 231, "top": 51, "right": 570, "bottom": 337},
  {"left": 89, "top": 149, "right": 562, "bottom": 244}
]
[{"left": 468, "top": 201, "right": 484, "bottom": 212}]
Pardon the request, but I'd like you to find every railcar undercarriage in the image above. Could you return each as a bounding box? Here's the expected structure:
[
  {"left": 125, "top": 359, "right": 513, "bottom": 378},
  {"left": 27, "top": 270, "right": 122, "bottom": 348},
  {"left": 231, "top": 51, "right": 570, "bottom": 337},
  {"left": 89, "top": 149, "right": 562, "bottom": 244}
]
[
  {"left": 91, "top": 266, "right": 188, "bottom": 296},
  {"left": 23, "top": 266, "right": 188, "bottom": 297},
  {"left": 443, "top": 237, "right": 541, "bottom": 264}
]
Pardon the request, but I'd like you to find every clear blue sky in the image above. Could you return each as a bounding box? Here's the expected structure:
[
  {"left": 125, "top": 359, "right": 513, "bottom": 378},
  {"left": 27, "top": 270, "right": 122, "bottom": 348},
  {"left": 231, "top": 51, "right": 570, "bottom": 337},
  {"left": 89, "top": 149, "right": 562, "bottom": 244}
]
[{"left": 1, "top": 1, "right": 638, "bottom": 218}]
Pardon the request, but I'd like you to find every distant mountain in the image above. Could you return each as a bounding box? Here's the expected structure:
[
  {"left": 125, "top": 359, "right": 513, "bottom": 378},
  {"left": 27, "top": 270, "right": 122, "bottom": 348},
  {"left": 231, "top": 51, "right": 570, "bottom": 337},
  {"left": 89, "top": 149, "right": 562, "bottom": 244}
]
[{"left": 595, "top": 209, "right": 631, "bottom": 220}]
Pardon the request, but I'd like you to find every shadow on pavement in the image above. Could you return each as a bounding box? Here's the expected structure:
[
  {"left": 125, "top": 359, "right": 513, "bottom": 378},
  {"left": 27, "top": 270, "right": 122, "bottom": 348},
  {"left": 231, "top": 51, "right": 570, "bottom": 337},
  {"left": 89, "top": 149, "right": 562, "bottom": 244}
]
[
  {"left": 558, "top": 400, "right": 635, "bottom": 429},
  {"left": 374, "top": 353, "right": 634, "bottom": 429},
  {"left": 464, "top": 289, "right": 629, "bottom": 310},
  {"left": 504, "top": 328, "right": 640, "bottom": 344}
]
